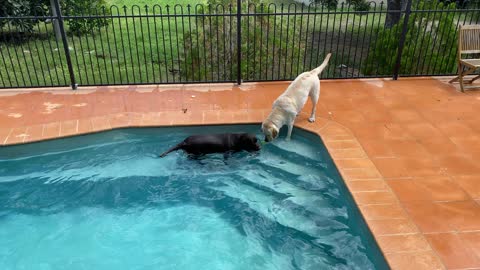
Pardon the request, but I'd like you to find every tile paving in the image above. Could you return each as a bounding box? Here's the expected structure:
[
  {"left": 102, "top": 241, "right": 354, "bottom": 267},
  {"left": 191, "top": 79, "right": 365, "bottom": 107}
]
[{"left": 1, "top": 77, "right": 480, "bottom": 269}]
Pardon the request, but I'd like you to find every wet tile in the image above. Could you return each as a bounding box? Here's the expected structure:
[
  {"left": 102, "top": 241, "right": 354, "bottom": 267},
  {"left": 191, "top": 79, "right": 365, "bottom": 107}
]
[
  {"left": 60, "top": 120, "right": 78, "bottom": 136},
  {"left": 459, "top": 232, "right": 480, "bottom": 264},
  {"left": 0, "top": 128, "right": 12, "bottom": 145},
  {"left": 417, "top": 137, "right": 461, "bottom": 156},
  {"left": 109, "top": 113, "right": 131, "bottom": 128},
  {"left": 329, "top": 148, "right": 366, "bottom": 159},
  {"left": 321, "top": 133, "right": 355, "bottom": 142},
  {"left": 24, "top": 125, "right": 43, "bottom": 143},
  {"left": 345, "top": 180, "right": 387, "bottom": 192},
  {"left": 383, "top": 123, "right": 412, "bottom": 140},
  {"left": 330, "top": 110, "right": 367, "bottom": 125},
  {"left": 5, "top": 127, "right": 28, "bottom": 144},
  {"left": 91, "top": 116, "right": 111, "bottom": 131},
  {"left": 404, "top": 123, "right": 444, "bottom": 139},
  {"left": 437, "top": 155, "right": 480, "bottom": 176},
  {"left": 403, "top": 201, "right": 453, "bottom": 233},
  {"left": 414, "top": 177, "right": 469, "bottom": 202},
  {"left": 318, "top": 124, "right": 352, "bottom": 138},
  {"left": 377, "top": 234, "right": 431, "bottom": 253},
  {"left": 450, "top": 136, "right": 480, "bottom": 156},
  {"left": 341, "top": 168, "right": 382, "bottom": 180},
  {"left": 203, "top": 110, "right": 221, "bottom": 124},
  {"left": 231, "top": 110, "right": 250, "bottom": 123},
  {"left": 399, "top": 157, "right": 443, "bottom": 177},
  {"left": 42, "top": 122, "right": 60, "bottom": 139},
  {"left": 77, "top": 118, "right": 93, "bottom": 134},
  {"left": 297, "top": 117, "right": 330, "bottom": 133},
  {"left": 140, "top": 112, "right": 163, "bottom": 126},
  {"left": 360, "top": 107, "right": 394, "bottom": 123},
  {"left": 388, "top": 179, "right": 429, "bottom": 202},
  {"left": 437, "top": 200, "right": 480, "bottom": 232},
  {"left": 390, "top": 109, "right": 424, "bottom": 123},
  {"left": 166, "top": 111, "right": 189, "bottom": 126},
  {"left": 386, "top": 250, "right": 445, "bottom": 270},
  {"left": 452, "top": 175, "right": 480, "bottom": 199},
  {"left": 388, "top": 140, "right": 431, "bottom": 158},
  {"left": 0, "top": 114, "right": 26, "bottom": 128},
  {"left": 360, "top": 204, "right": 409, "bottom": 220},
  {"left": 246, "top": 110, "right": 264, "bottom": 123},
  {"left": 334, "top": 159, "right": 376, "bottom": 169},
  {"left": 425, "top": 233, "right": 480, "bottom": 269},
  {"left": 435, "top": 121, "right": 477, "bottom": 139},
  {"left": 367, "top": 219, "right": 418, "bottom": 235},
  {"left": 388, "top": 177, "right": 469, "bottom": 202},
  {"left": 325, "top": 140, "right": 361, "bottom": 150},
  {"left": 360, "top": 140, "right": 395, "bottom": 158},
  {"left": 372, "top": 158, "right": 409, "bottom": 179},
  {"left": 128, "top": 113, "right": 143, "bottom": 126},
  {"left": 348, "top": 123, "right": 385, "bottom": 141},
  {"left": 353, "top": 191, "right": 397, "bottom": 205},
  {"left": 182, "top": 111, "right": 204, "bottom": 125}
]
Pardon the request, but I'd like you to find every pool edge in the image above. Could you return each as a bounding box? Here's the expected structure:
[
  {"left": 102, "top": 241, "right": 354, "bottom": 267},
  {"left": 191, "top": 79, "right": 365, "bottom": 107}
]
[{"left": 0, "top": 111, "right": 443, "bottom": 270}]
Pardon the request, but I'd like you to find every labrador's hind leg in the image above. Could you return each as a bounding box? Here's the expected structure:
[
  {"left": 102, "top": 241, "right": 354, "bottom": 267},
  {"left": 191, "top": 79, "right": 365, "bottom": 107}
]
[{"left": 308, "top": 86, "right": 320, "bottom": 123}]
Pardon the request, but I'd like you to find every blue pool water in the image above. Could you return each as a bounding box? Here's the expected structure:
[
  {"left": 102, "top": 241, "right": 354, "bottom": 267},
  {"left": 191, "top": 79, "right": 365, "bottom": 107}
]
[{"left": 0, "top": 125, "right": 388, "bottom": 270}]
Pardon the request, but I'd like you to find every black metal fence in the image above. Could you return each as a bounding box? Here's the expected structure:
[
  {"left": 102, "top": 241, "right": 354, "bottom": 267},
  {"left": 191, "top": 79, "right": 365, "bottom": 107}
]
[{"left": 0, "top": 0, "right": 479, "bottom": 89}]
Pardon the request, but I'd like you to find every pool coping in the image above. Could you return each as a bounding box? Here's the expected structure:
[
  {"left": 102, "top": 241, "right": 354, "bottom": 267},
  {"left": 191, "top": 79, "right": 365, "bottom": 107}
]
[{"left": 0, "top": 110, "right": 440, "bottom": 270}]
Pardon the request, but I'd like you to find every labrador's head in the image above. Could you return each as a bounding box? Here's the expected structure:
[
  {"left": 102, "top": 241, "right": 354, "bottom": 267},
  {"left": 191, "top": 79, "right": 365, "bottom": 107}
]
[
  {"left": 239, "top": 133, "right": 261, "bottom": 151},
  {"left": 261, "top": 122, "right": 279, "bottom": 143}
]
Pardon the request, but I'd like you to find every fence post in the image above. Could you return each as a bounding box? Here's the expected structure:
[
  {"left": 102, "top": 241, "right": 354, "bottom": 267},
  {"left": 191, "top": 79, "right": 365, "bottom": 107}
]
[
  {"left": 393, "top": 0, "right": 412, "bottom": 80},
  {"left": 236, "top": 0, "right": 242, "bottom": 85},
  {"left": 49, "top": 0, "right": 62, "bottom": 41},
  {"left": 392, "top": 0, "right": 412, "bottom": 80},
  {"left": 52, "top": 0, "right": 77, "bottom": 89}
]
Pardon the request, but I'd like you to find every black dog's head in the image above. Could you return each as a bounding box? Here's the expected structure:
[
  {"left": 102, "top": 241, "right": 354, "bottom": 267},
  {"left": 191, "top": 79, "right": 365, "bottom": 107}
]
[{"left": 239, "top": 133, "right": 261, "bottom": 152}]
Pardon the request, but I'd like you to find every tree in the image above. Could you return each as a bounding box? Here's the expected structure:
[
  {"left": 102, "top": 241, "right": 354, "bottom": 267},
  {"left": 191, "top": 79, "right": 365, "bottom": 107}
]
[
  {"left": 61, "top": 0, "right": 110, "bottom": 35},
  {"left": 385, "top": 0, "right": 407, "bottom": 28},
  {"left": 0, "top": 0, "right": 49, "bottom": 32}
]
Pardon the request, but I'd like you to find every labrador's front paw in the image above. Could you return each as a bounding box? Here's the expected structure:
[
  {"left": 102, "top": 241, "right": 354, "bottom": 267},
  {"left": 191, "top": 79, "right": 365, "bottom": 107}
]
[{"left": 308, "top": 117, "right": 315, "bottom": 123}]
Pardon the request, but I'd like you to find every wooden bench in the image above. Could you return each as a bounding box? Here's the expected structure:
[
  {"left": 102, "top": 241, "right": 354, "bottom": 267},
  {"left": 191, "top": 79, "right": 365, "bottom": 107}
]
[{"left": 449, "top": 25, "right": 480, "bottom": 92}]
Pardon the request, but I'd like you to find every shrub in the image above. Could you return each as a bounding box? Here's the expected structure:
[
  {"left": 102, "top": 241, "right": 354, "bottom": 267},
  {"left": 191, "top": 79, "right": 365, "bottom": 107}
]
[
  {"left": 62, "top": 0, "right": 110, "bottom": 35},
  {"left": 362, "top": 0, "right": 457, "bottom": 76},
  {"left": 346, "top": 0, "right": 371, "bottom": 12},
  {"left": 183, "top": 0, "right": 308, "bottom": 81},
  {"left": 311, "top": 0, "right": 338, "bottom": 10},
  {"left": 0, "top": 0, "right": 49, "bottom": 33}
]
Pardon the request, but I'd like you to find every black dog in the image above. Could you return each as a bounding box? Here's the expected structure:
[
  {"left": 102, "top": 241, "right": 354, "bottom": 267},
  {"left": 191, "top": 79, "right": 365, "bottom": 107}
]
[{"left": 159, "top": 133, "right": 260, "bottom": 158}]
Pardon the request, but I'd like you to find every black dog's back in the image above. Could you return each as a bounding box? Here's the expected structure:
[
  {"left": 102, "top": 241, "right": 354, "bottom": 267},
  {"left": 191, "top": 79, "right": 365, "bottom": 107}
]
[
  {"left": 159, "top": 133, "right": 259, "bottom": 158},
  {"left": 158, "top": 141, "right": 186, "bottom": 158}
]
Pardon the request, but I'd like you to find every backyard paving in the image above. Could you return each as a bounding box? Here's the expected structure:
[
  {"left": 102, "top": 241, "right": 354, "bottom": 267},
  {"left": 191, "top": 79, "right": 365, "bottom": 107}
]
[{"left": 1, "top": 77, "right": 480, "bottom": 269}]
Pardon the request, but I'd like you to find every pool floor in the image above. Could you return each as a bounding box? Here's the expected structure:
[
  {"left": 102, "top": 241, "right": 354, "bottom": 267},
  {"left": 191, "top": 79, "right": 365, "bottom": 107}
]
[{"left": 0, "top": 125, "right": 388, "bottom": 270}]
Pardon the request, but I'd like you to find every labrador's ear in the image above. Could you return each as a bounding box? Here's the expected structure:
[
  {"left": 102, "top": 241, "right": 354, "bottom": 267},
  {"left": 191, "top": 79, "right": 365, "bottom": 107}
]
[{"left": 272, "top": 128, "right": 278, "bottom": 139}]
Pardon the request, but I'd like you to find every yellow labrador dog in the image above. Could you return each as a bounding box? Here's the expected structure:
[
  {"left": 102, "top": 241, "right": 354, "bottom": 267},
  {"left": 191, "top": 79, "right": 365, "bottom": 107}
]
[{"left": 262, "top": 53, "right": 331, "bottom": 142}]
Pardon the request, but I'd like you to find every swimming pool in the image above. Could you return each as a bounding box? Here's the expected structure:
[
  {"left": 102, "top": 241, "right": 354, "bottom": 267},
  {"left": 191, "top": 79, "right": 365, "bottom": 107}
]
[{"left": 0, "top": 125, "right": 389, "bottom": 270}]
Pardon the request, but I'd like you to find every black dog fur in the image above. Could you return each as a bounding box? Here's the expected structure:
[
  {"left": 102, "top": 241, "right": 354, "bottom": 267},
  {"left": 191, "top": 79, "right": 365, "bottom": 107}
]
[{"left": 159, "top": 133, "right": 260, "bottom": 158}]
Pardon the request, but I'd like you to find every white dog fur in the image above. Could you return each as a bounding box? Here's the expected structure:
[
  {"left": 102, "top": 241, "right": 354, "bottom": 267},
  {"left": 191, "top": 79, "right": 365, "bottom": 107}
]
[{"left": 262, "top": 53, "right": 332, "bottom": 142}]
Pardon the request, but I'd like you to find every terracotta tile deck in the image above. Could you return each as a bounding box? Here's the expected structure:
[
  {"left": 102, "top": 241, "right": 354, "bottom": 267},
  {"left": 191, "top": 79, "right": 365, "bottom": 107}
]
[{"left": 1, "top": 77, "right": 480, "bottom": 269}]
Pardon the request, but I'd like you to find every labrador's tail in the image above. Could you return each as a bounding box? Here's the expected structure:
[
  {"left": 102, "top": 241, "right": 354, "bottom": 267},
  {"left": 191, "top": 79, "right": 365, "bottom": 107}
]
[
  {"left": 310, "top": 53, "right": 332, "bottom": 76},
  {"left": 158, "top": 142, "right": 185, "bottom": 158}
]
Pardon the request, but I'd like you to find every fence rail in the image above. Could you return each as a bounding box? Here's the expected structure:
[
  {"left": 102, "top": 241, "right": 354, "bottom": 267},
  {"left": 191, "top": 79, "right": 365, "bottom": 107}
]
[{"left": 0, "top": 0, "right": 479, "bottom": 89}]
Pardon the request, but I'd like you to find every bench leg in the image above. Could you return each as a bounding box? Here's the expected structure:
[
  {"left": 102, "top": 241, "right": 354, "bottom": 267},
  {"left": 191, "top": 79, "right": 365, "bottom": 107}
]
[
  {"left": 459, "top": 63, "right": 465, "bottom": 92},
  {"left": 467, "top": 74, "right": 480, "bottom": 84}
]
